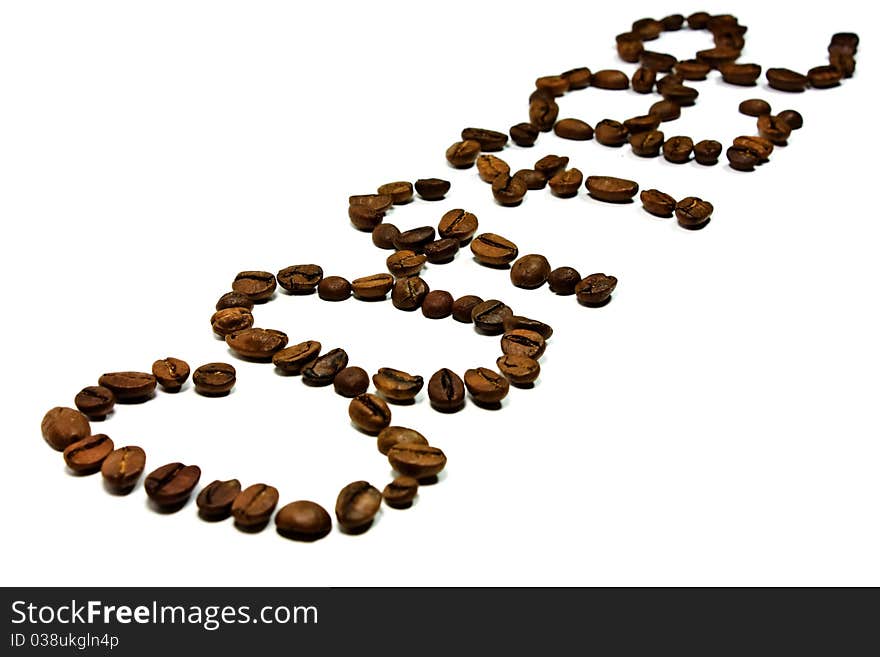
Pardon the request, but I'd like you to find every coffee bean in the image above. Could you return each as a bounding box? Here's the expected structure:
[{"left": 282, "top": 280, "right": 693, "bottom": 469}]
[
  {"left": 277, "top": 264, "right": 323, "bottom": 294},
  {"left": 471, "top": 300, "right": 513, "bottom": 334},
  {"left": 534, "top": 155, "right": 569, "bottom": 178},
  {"left": 423, "top": 238, "right": 459, "bottom": 264},
  {"left": 391, "top": 276, "right": 429, "bottom": 311},
  {"left": 98, "top": 372, "right": 157, "bottom": 402},
  {"left": 462, "top": 127, "right": 508, "bottom": 151},
  {"left": 216, "top": 291, "right": 254, "bottom": 311},
  {"left": 631, "top": 67, "right": 656, "bottom": 93},
  {"left": 509, "top": 122, "right": 539, "bottom": 147},
  {"left": 649, "top": 100, "right": 681, "bottom": 121},
  {"left": 513, "top": 169, "right": 547, "bottom": 190},
  {"left": 348, "top": 204, "right": 385, "bottom": 231},
  {"left": 548, "top": 267, "right": 581, "bottom": 295},
  {"left": 273, "top": 340, "right": 321, "bottom": 374},
  {"left": 535, "top": 75, "right": 569, "bottom": 96},
  {"left": 334, "top": 366, "right": 369, "bottom": 397},
  {"left": 641, "top": 50, "right": 677, "bottom": 72},
  {"left": 151, "top": 357, "right": 190, "bottom": 392},
  {"left": 529, "top": 96, "right": 559, "bottom": 132},
  {"left": 502, "top": 315, "right": 553, "bottom": 339},
  {"left": 831, "top": 32, "right": 859, "bottom": 50},
  {"left": 378, "top": 426, "right": 429, "bottom": 455},
  {"left": 438, "top": 209, "right": 478, "bottom": 245},
  {"left": 828, "top": 49, "right": 856, "bottom": 78},
  {"left": 696, "top": 47, "right": 741, "bottom": 68},
  {"left": 808, "top": 65, "right": 842, "bottom": 88},
  {"left": 663, "top": 135, "right": 694, "bottom": 163},
  {"left": 630, "top": 130, "right": 665, "bottom": 157},
  {"left": 549, "top": 169, "right": 583, "bottom": 198},
  {"left": 501, "top": 329, "right": 546, "bottom": 360},
  {"left": 675, "top": 197, "right": 714, "bottom": 230},
  {"left": 624, "top": 114, "right": 661, "bottom": 134},
  {"left": 496, "top": 354, "right": 541, "bottom": 386},
  {"left": 393, "top": 226, "right": 436, "bottom": 252},
  {"left": 656, "top": 73, "right": 684, "bottom": 93},
  {"left": 302, "top": 348, "right": 348, "bottom": 386},
  {"left": 464, "top": 367, "right": 510, "bottom": 405},
  {"left": 336, "top": 481, "right": 382, "bottom": 532},
  {"left": 426, "top": 368, "right": 466, "bottom": 413},
  {"left": 351, "top": 273, "right": 394, "bottom": 300},
  {"left": 226, "top": 328, "right": 288, "bottom": 360},
  {"left": 640, "top": 189, "right": 677, "bottom": 217},
  {"left": 739, "top": 99, "right": 771, "bottom": 117},
  {"left": 491, "top": 174, "right": 528, "bottom": 207},
  {"left": 554, "top": 119, "right": 593, "bottom": 141},
  {"left": 777, "top": 110, "right": 803, "bottom": 130},
  {"left": 660, "top": 83, "right": 699, "bottom": 105},
  {"left": 231, "top": 271, "right": 276, "bottom": 302},
  {"left": 719, "top": 62, "right": 762, "bottom": 85},
  {"left": 446, "top": 140, "right": 481, "bottom": 168},
  {"left": 193, "top": 362, "right": 236, "bottom": 396},
  {"left": 632, "top": 17, "right": 663, "bottom": 40},
  {"left": 414, "top": 178, "right": 450, "bottom": 200},
  {"left": 733, "top": 136, "right": 774, "bottom": 162},
  {"left": 197, "top": 479, "right": 241, "bottom": 520},
  {"left": 349, "top": 194, "right": 393, "bottom": 212},
  {"left": 576, "top": 274, "right": 618, "bottom": 307},
  {"left": 373, "top": 368, "right": 423, "bottom": 403},
  {"left": 451, "top": 295, "right": 483, "bottom": 323},
  {"left": 757, "top": 115, "right": 792, "bottom": 145},
  {"left": 101, "top": 445, "right": 146, "bottom": 493},
  {"left": 675, "top": 59, "right": 711, "bottom": 80},
  {"left": 63, "top": 433, "right": 114, "bottom": 474},
  {"left": 74, "top": 386, "right": 115, "bottom": 418},
  {"left": 510, "top": 254, "right": 551, "bottom": 288},
  {"left": 693, "top": 139, "right": 722, "bottom": 165},
  {"left": 317, "top": 276, "right": 351, "bottom": 301},
  {"left": 661, "top": 14, "right": 685, "bottom": 30},
  {"left": 383, "top": 476, "right": 419, "bottom": 508},
  {"left": 471, "top": 233, "right": 518, "bottom": 266},
  {"left": 477, "top": 155, "right": 510, "bottom": 184},
  {"left": 275, "top": 500, "right": 332, "bottom": 541},
  {"left": 388, "top": 443, "right": 447, "bottom": 480},
  {"left": 387, "top": 250, "right": 427, "bottom": 277},
  {"left": 371, "top": 223, "right": 400, "bottom": 250},
  {"left": 211, "top": 307, "right": 254, "bottom": 336},
  {"left": 422, "top": 290, "right": 454, "bottom": 319},
  {"left": 377, "top": 181, "right": 413, "bottom": 205},
  {"left": 592, "top": 69, "right": 629, "bottom": 89},
  {"left": 561, "top": 67, "right": 591, "bottom": 89},
  {"left": 349, "top": 393, "right": 392, "bottom": 434},
  {"left": 232, "top": 483, "right": 279, "bottom": 528},
  {"left": 726, "top": 146, "right": 760, "bottom": 171},
  {"left": 586, "top": 176, "right": 638, "bottom": 203},
  {"left": 594, "top": 119, "right": 629, "bottom": 146},
  {"left": 145, "top": 462, "right": 201, "bottom": 507},
  {"left": 616, "top": 32, "right": 644, "bottom": 63},
  {"left": 766, "top": 68, "right": 808, "bottom": 92}
]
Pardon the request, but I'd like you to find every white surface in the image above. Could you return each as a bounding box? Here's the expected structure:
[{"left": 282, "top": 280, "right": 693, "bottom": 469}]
[{"left": 1, "top": 1, "right": 877, "bottom": 586}]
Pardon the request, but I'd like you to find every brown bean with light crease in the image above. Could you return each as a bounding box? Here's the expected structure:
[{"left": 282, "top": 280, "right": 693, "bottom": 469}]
[
  {"left": 461, "top": 128, "right": 508, "bottom": 151},
  {"left": 383, "top": 476, "right": 419, "bottom": 508},
  {"left": 351, "top": 274, "right": 394, "bottom": 300},
  {"left": 231, "top": 271, "right": 276, "bottom": 302},
  {"left": 216, "top": 291, "right": 254, "bottom": 311},
  {"left": 377, "top": 181, "right": 413, "bottom": 205},
  {"left": 101, "top": 446, "right": 146, "bottom": 493},
  {"left": 548, "top": 169, "right": 583, "bottom": 198},
  {"left": 232, "top": 483, "right": 279, "bottom": 528},
  {"left": 733, "top": 136, "right": 773, "bottom": 162},
  {"left": 630, "top": 131, "right": 664, "bottom": 157},
  {"left": 193, "top": 362, "right": 236, "bottom": 396},
  {"left": 348, "top": 393, "right": 392, "bottom": 434},
  {"left": 594, "top": 119, "right": 629, "bottom": 146},
  {"left": 640, "top": 189, "right": 677, "bottom": 217},
  {"left": 471, "top": 300, "right": 513, "bottom": 334},
  {"left": 592, "top": 69, "right": 629, "bottom": 89},
  {"left": 464, "top": 367, "right": 510, "bottom": 404},
  {"left": 509, "top": 123, "right": 539, "bottom": 147},
  {"left": 197, "top": 479, "right": 242, "bottom": 520},
  {"left": 586, "top": 176, "right": 639, "bottom": 203},
  {"left": 211, "top": 307, "right": 254, "bottom": 336},
  {"left": 496, "top": 354, "right": 541, "bottom": 386},
  {"left": 477, "top": 155, "right": 510, "bottom": 183},
  {"left": 371, "top": 224, "right": 400, "bottom": 250},
  {"left": 554, "top": 119, "right": 593, "bottom": 141},
  {"left": 452, "top": 295, "right": 483, "bottom": 323},
  {"left": 386, "top": 250, "right": 427, "bottom": 278},
  {"left": 446, "top": 140, "right": 481, "bottom": 168},
  {"left": 427, "top": 368, "right": 466, "bottom": 412},
  {"left": 63, "top": 434, "right": 114, "bottom": 473},
  {"left": 373, "top": 368, "right": 424, "bottom": 403},
  {"left": 438, "top": 209, "right": 478, "bottom": 245},
  {"left": 513, "top": 169, "right": 547, "bottom": 191},
  {"left": 144, "top": 462, "right": 201, "bottom": 507},
  {"left": 336, "top": 481, "right": 382, "bottom": 532},
  {"left": 317, "top": 276, "right": 351, "bottom": 301},
  {"left": 547, "top": 268, "right": 580, "bottom": 296},
  {"left": 98, "top": 372, "right": 157, "bottom": 402},
  {"left": 757, "top": 115, "right": 792, "bottom": 145},
  {"left": 501, "top": 329, "right": 546, "bottom": 359},
  {"left": 378, "top": 427, "right": 429, "bottom": 456},
  {"left": 273, "top": 340, "right": 321, "bottom": 374},
  {"left": 151, "top": 357, "right": 190, "bottom": 392},
  {"left": 631, "top": 67, "right": 656, "bottom": 93},
  {"left": 694, "top": 140, "right": 722, "bottom": 165},
  {"left": 529, "top": 97, "right": 559, "bottom": 132},
  {"left": 301, "top": 348, "right": 348, "bottom": 386},
  {"left": 414, "top": 178, "right": 450, "bottom": 200},
  {"left": 675, "top": 197, "right": 714, "bottom": 229},
  {"left": 471, "top": 233, "right": 518, "bottom": 266},
  {"left": 225, "top": 328, "right": 288, "bottom": 360},
  {"left": 502, "top": 315, "right": 553, "bottom": 339},
  {"left": 391, "top": 277, "right": 429, "bottom": 311},
  {"left": 491, "top": 174, "right": 527, "bottom": 207},
  {"left": 277, "top": 264, "right": 323, "bottom": 294},
  {"left": 575, "top": 274, "right": 618, "bottom": 307},
  {"left": 74, "top": 386, "right": 115, "bottom": 418},
  {"left": 388, "top": 443, "right": 447, "bottom": 480}
]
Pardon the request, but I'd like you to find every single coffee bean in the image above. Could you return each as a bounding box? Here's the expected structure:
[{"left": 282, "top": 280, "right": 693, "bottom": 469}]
[
  {"left": 675, "top": 197, "right": 714, "bottom": 229},
  {"left": 660, "top": 83, "right": 699, "bottom": 106},
  {"left": 594, "top": 119, "right": 629, "bottom": 146},
  {"left": 216, "top": 291, "right": 254, "bottom": 311},
  {"left": 351, "top": 273, "right": 394, "bottom": 300},
  {"left": 349, "top": 393, "right": 392, "bottom": 434},
  {"left": 766, "top": 68, "right": 808, "bottom": 92},
  {"left": 388, "top": 443, "right": 447, "bottom": 480},
  {"left": 317, "top": 276, "right": 351, "bottom": 301},
  {"left": 830, "top": 32, "right": 859, "bottom": 50},
  {"left": 632, "top": 17, "right": 663, "bottom": 40},
  {"left": 451, "top": 295, "right": 483, "bottom": 323},
  {"left": 349, "top": 194, "right": 393, "bottom": 212},
  {"left": 464, "top": 367, "right": 510, "bottom": 405},
  {"left": 211, "top": 307, "right": 254, "bottom": 336},
  {"left": 422, "top": 290, "right": 454, "bottom": 319},
  {"left": 528, "top": 96, "right": 559, "bottom": 132},
  {"left": 377, "top": 181, "right": 414, "bottom": 205},
  {"left": 509, "top": 122, "right": 539, "bottom": 147},
  {"left": 777, "top": 110, "right": 803, "bottom": 130},
  {"left": 695, "top": 46, "right": 741, "bottom": 68},
  {"left": 197, "top": 479, "right": 242, "bottom": 520},
  {"left": 378, "top": 426, "right": 429, "bottom": 455},
  {"left": 151, "top": 357, "right": 190, "bottom": 392},
  {"left": 631, "top": 67, "right": 657, "bottom": 93},
  {"left": 477, "top": 154, "right": 511, "bottom": 183},
  {"left": 144, "top": 462, "right": 201, "bottom": 507},
  {"left": 414, "top": 178, "right": 450, "bottom": 200},
  {"left": 535, "top": 75, "right": 569, "bottom": 96},
  {"left": 438, "top": 209, "right": 478, "bottom": 245},
  {"left": 334, "top": 366, "right": 370, "bottom": 397},
  {"left": 232, "top": 483, "right": 279, "bottom": 528},
  {"left": 675, "top": 59, "right": 711, "bottom": 80},
  {"left": 757, "top": 114, "right": 792, "bottom": 145},
  {"left": 471, "top": 233, "right": 518, "bottom": 266},
  {"left": 63, "top": 433, "right": 114, "bottom": 474},
  {"left": 393, "top": 226, "right": 436, "bottom": 252},
  {"left": 592, "top": 69, "right": 629, "bottom": 89},
  {"left": 501, "top": 329, "right": 546, "bottom": 359},
  {"left": 641, "top": 50, "right": 677, "bottom": 72},
  {"left": 461, "top": 127, "right": 508, "bottom": 151},
  {"left": 649, "top": 100, "right": 681, "bottom": 122},
  {"left": 101, "top": 445, "right": 146, "bottom": 493},
  {"left": 739, "top": 98, "right": 771, "bottom": 116},
  {"left": 74, "top": 386, "right": 115, "bottom": 418},
  {"left": 548, "top": 169, "right": 583, "bottom": 198},
  {"left": 726, "top": 146, "right": 760, "bottom": 171},
  {"left": 446, "top": 139, "right": 481, "bottom": 168},
  {"left": 502, "top": 315, "right": 553, "bottom": 339},
  {"left": 226, "top": 328, "right": 288, "bottom": 360},
  {"left": 687, "top": 11, "right": 711, "bottom": 28},
  {"left": 302, "top": 348, "right": 348, "bottom": 386},
  {"left": 510, "top": 254, "right": 551, "bottom": 289},
  {"left": 693, "top": 140, "right": 722, "bottom": 165},
  {"left": 828, "top": 50, "right": 856, "bottom": 78},
  {"left": 423, "top": 238, "right": 459, "bottom": 264},
  {"left": 371, "top": 223, "right": 400, "bottom": 250},
  {"left": 561, "top": 67, "right": 591, "bottom": 89},
  {"left": 661, "top": 13, "right": 685, "bottom": 30},
  {"left": 387, "top": 250, "right": 427, "bottom": 277},
  {"left": 231, "top": 271, "right": 276, "bottom": 302},
  {"left": 554, "top": 119, "right": 593, "bottom": 141},
  {"left": 624, "top": 114, "right": 661, "bottom": 134},
  {"left": 383, "top": 476, "right": 419, "bottom": 508},
  {"left": 277, "top": 264, "right": 323, "bottom": 294},
  {"left": 663, "top": 135, "right": 694, "bottom": 163},
  {"left": 348, "top": 204, "right": 385, "bottom": 231},
  {"left": 496, "top": 354, "right": 541, "bottom": 386},
  {"left": 373, "top": 368, "right": 424, "bottom": 403},
  {"left": 586, "top": 176, "right": 639, "bottom": 203},
  {"left": 534, "top": 154, "right": 569, "bottom": 178},
  {"left": 427, "top": 368, "right": 466, "bottom": 412},
  {"left": 640, "top": 189, "right": 677, "bottom": 217},
  {"left": 391, "top": 276, "right": 429, "bottom": 311},
  {"left": 336, "top": 481, "right": 382, "bottom": 532},
  {"left": 513, "top": 169, "right": 547, "bottom": 190},
  {"left": 491, "top": 174, "right": 527, "bottom": 207},
  {"left": 630, "top": 130, "right": 665, "bottom": 157},
  {"left": 193, "top": 362, "right": 236, "bottom": 396},
  {"left": 547, "top": 267, "right": 581, "bottom": 295},
  {"left": 719, "top": 62, "right": 762, "bottom": 85},
  {"left": 733, "top": 135, "right": 774, "bottom": 162},
  {"left": 471, "top": 300, "right": 513, "bottom": 334},
  {"left": 808, "top": 65, "right": 842, "bottom": 89},
  {"left": 576, "top": 274, "right": 618, "bottom": 307},
  {"left": 98, "top": 372, "right": 156, "bottom": 402},
  {"left": 275, "top": 500, "right": 332, "bottom": 541},
  {"left": 273, "top": 340, "right": 321, "bottom": 374},
  {"left": 616, "top": 33, "right": 644, "bottom": 63}
]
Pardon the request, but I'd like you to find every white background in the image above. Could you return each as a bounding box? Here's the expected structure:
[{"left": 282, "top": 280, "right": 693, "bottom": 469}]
[{"left": 1, "top": 1, "right": 877, "bottom": 586}]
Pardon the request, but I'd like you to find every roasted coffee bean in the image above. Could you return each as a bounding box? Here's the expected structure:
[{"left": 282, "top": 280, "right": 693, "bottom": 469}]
[
  {"left": 661, "top": 14, "right": 685, "bottom": 30},
  {"left": 509, "top": 122, "right": 539, "bottom": 147},
  {"left": 471, "top": 233, "right": 518, "bottom": 266},
  {"left": 211, "top": 307, "right": 254, "bottom": 336},
  {"left": 302, "top": 348, "right": 348, "bottom": 386},
  {"left": 778, "top": 110, "right": 803, "bottom": 130},
  {"left": 687, "top": 11, "right": 711, "bottom": 29},
  {"left": 477, "top": 154, "right": 511, "bottom": 183},
  {"left": 349, "top": 194, "right": 393, "bottom": 212},
  {"left": 414, "top": 178, "right": 450, "bottom": 200},
  {"left": 496, "top": 354, "right": 541, "bottom": 386},
  {"left": 275, "top": 500, "right": 332, "bottom": 541},
  {"left": 98, "top": 372, "right": 156, "bottom": 402},
  {"left": 757, "top": 115, "right": 792, "bottom": 145},
  {"left": 586, "top": 176, "right": 638, "bottom": 203},
  {"left": 576, "top": 274, "right": 618, "bottom": 307},
  {"left": 726, "top": 146, "right": 760, "bottom": 171},
  {"left": 676, "top": 197, "right": 714, "bottom": 229},
  {"left": 510, "top": 255, "right": 551, "bottom": 289},
  {"left": 695, "top": 47, "right": 741, "bottom": 68},
  {"left": 371, "top": 223, "right": 400, "bottom": 250},
  {"left": 277, "top": 264, "right": 323, "bottom": 294},
  {"left": 273, "top": 340, "right": 321, "bottom": 374},
  {"left": 661, "top": 83, "right": 699, "bottom": 106},
  {"left": 547, "top": 267, "right": 581, "bottom": 295},
  {"left": 528, "top": 96, "right": 559, "bottom": 132},
  {"left": 808, "top": 65, "right": 842, "bottom": 88},
  {"left": 641, "top": 50, "right": 677, "bottom": 72},
  {"left": 193, "top": 362, "right": 236, "bottom": 396},
  {"left": 624, "top": 114, "right": 661, "bottom": 134},
  {"left": 377, "top": 181, "right": 413, "bottom": 205},
  {"left": 513, "top": 169, "right": 547, "bottom": 191},
  {"left": 393, "top": 226, "right": 436, "bottom": 252},
  {"left": 464, "top": 367, "right": 510, "bottom": 405},
  {"left": 630, "top": 130, "right": 665, "bottom": 157},
  {"left": 535, "top": 74, "right": 570, "bottom": 97},
  {"left": 830, "top": 32, "right": 859, "bottom": 50},
  {"left": 378, "top": 426, "right": 429, "bottom": 455},
  {"left": 471, "top": 300, "right": 513, "bottom": 334},
  {"left": 693, "top": 139, "right": 722, "bottom": 165},
  {"left": 663, "top": 136, "right": 694, "bottom": 163},
  {"left": 534, "top": 155, "right": 569, "bottom": 178},
  {"left": 317, "top": 276, "right": 351, "bottom": 301},
  {"left": 631, "top": 67, "right": 657, "bottom": 93},
  {"left": 101, "top": 445, "right": 146, "bottom": 493},
  {"left": 391, "top": 276, "right": 430, "bottom": 311},
  {"left": 438, "top": 209, "right": 478, "bottom": 245},
  {"left": 828, "top": 50, "right": 856, "bottom": 78},
  {"left": 649, "top": 100, "right": 681, "bottom": 122},
  {"left": 501, "top": 329, "right": 546, "bottom": 360},
  {"left": 446, "top": 140, "right": 481, "bottom": 168},
  {"left": 231, "top": 271, "right": 276, "bottom": 302},
  {"left": 386, "top": 250, "right": 427, "bottom": 277},
  {"left": 336, "top": 481, "right": 382, "bottom": 532},
  {"left": 427, "top": 368, "right": 466, "bottom": 412},
  {"left": 348, "top": 204, "right": 385, "bottom": 231},
  {"left": 632, "top": 17, "right": 663, "bottom": 40},
  {"left": 232, "top": 483, "right": 279, "bottom": 528},
  {"left": 226, "top": 328, "right": 288, "bottom": 360},
  {"left": 216, "top": 291, "right": 254, "bottom": 311},
  {"left": 656, "top": 73, "right": 684, "bottom": 93},
  {"left": 383, "top": 476, "right": 419, "bottom": 508},
  {"left": 349, "top": 394, "right": 392, "bottom": 434},
  {"left": 491, "top": 174, "right": 528, "bottom": 207},
  {"left": 616, "top": 32, "right": 644, "bottom": 63},
  {"left": 594, "top": 119, "right": 629, "bottom": 146},
  {"left": 739, "top": 98, "right": 771, "bottom": 116},
  {"left": 373, "top": 368, "right": 423, "bottom": 403},
  {"left": 733, "top": 135, "right": 774, "bottom": 162},
  {"left": 554, "top": 119, "right": 593, "bottom": 141},
  {"left": 351, "top": 273, "right": 394, "bottom": 300},
  {"left": 502, "top": 315, "right": 553, "bottom": 339},
  {"left": 452, "top": 295, "right": 483, "bottom": 323},
  {"left": 388, "top": 443, "right": 447, "bottom": 480},
  {"left": 766, "top": 68, "right": 808, "bottom": 92},
  {"left": 151, "top": 357, "right": 190, "bottom": 392},
  {"left": 197, "top": 479, "right": 241, "bottom": 520},
  {"left": 74, "top": 386, "right": 115, "bottom": 418},
  {"left": 640, "top": 189, "right": 677, "bottom": 217},
  {"left": 592, "top": 69, "right": 629, "bottom": 89},
  {"left": 145, "top": 462, "right": 201, "bottom": 507},
  {"left": 334, "top": 366, "right": 370, "bottom": 397},
  {"left": 63, "top": 433, "right": 113, "bottom": 474},
  {"left": 422, "top": 290, "right": 454, "bottom": 319},
  {"left": 549, "top": 169, "right": 583, "bottom": 198},
  {"left": 719, "top": 62, "right": 761, "bottom": 85},
  {"left": 675, "top": 59, "right": 711, "bottom": 80},
  {"left": 461, "top": 127, "right": 508, "bottom": 152},
  {"left": 561, "top": 67, "right": 591, "bottom": 89}
]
